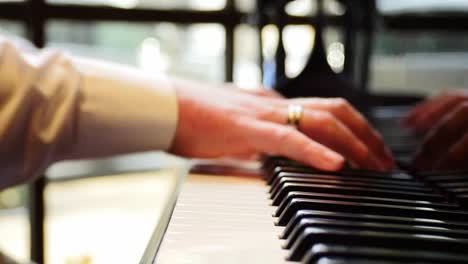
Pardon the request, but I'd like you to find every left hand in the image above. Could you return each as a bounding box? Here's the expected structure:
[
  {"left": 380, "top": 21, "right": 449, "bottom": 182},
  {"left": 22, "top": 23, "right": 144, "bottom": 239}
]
[{"left": 403, "top": 90, "right": 468, "bottom": 170}]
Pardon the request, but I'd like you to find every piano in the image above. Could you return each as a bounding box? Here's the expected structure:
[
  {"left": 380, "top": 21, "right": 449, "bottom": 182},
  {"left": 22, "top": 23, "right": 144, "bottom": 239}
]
[{"left": 141, "top": 1, "right": 468, "bottom": 263}]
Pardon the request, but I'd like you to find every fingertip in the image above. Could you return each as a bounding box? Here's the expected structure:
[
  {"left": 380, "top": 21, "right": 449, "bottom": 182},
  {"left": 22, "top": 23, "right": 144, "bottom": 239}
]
[
  {"left": 317, "top": 150, "right": 345, "bottom": 171},
  {"left": 330, "top": 156, "right": 346, "bottom": 171}
]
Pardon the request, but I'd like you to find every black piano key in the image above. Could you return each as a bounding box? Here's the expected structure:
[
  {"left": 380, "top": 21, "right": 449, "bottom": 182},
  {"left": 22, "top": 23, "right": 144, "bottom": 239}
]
[
  {"left": 280, "top": 210, "right": 468, "bottom": 237},
  {"left": 270, "top": 178, "right": 432, "bottom": 201},
  {"left": 447, "top": 188, "right": 468, "bottom": 195},
  {"left": 288, "top": 227, "right": 468, "bottom": 261},
  {"left": 395, "top": 155, "right": 413, "bottom": 170},
  {"left": 273, "top": 191, "right": 458, "bottom": 216},
  {"left": 270, "top": 177, "right": 432, "bottom": 198},
  {"left": 277, "top": 198, "right": 468, "bottom": 227},
  {"left": 267, "top": 165, "right": 414, "bottom": 184},
  {"left": 426, "top": 175, "right": 468, "bottom": 184},
  {"left": 283, "top": 219, "right": 468, "bottom": 249},
  {"left": 270, "top": 172, "right": 425, "bottom": 192},
  {"left": 269, "top": 173, "right": 418, "bottom": 195},
  {"left": 262, "top": 157, "right": 307, "bottom": 179},
  {"left": 385, "top": 141, "right": 419, "bottom": 151},
  {"left": 302, "top": 244, "right": 468, "bottom": 264},
  {"left": 331, "top": 170, "right": 413, "bottom": 181},
  {"left": 445, "top": 188, "right": 468, "bottom": 201},
  {"left": 439, "top": 182, "right": 468, "bottom": 189},
  {"left": 263, "top": 157, "right": 306, "bottom": 182},
  {"left": 417, "top": 171, "right": 468, "bottom": 178},
  {"left": 263, "top": 156, "right": 300, "bottom": 167},
  {"left": 458, "top": 195, "right": 468, "bottom": 208},
  {"left": 389, "top": 144, "right": 418, "bottom": 158},
  {"left": 383, "top": 133, "right": 419, "bottom": 143},
  {"left": 272, "top": 183, "right": 445, "bottom": 206}
]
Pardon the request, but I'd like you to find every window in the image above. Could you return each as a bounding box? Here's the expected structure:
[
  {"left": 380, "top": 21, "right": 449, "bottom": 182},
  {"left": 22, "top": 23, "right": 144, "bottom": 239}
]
[
  {"left": 377, "top": 0, "right": 468, "bottom": 14},
  {"left": 371, "top": 30, "right": 468, "bottom": 95},
  {"left": 0, "top": 20, "right": 25, "bottom": 36},
  {"left": 47, "top": 21, "right": 226, "bottom": 81},
  {"left": 48, "top": 0, "right": 226, "bottom": 10},
  {"left": 371, "top": 0, "right": 468, "bottom": 95},
  {"left": 234, "top": 24, "right": 261, "bottom": 87}
]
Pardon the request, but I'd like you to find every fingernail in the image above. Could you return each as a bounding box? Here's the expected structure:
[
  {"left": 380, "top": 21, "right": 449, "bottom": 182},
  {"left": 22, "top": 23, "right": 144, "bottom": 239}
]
[{"left": 321, "top": 151, "right": 345, "bottom": 171}]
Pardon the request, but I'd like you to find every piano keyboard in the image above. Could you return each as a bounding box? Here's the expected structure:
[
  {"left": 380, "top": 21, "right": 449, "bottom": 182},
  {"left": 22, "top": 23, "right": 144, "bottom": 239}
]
[
  {"left": 150, "top": 108, "right": 468, "bottom": 264},
  {"left": 263, "top": 157, "right": 468, "bottom": 263}
]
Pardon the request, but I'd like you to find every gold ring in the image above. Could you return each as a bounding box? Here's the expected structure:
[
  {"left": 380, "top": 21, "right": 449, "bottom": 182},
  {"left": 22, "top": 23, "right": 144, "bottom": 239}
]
[{"left": 287, "top": 104, "right": 303, "bottom": 128}]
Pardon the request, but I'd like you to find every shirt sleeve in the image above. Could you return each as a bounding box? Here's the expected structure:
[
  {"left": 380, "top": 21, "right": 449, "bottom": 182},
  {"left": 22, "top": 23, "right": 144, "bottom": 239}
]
[{"left": 0, "top": 36, "right": 178, "bottom": 189}]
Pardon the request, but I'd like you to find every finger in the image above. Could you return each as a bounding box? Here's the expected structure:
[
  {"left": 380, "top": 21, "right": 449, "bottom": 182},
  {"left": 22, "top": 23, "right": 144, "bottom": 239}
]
[
  {"left": 403, "top": 90, "right": 468, "bottom": 128},
  {"left": 291, "top": 98, "right": 394, "bottom": 170},
  {"left": 402, "top": 91, "right": 458, "bottom": 126},
  {"left": 436, "top": 132, "right": 468, "bottom": 170},
  {"left": 412, "top": 102, "right": 468, "bottom": 170},
  {"left": 410, "top": 95, "right": 466, "bottom": 132},
  {"left": 299, "top": 110, "right": 384, "bottom": 171},
  {"left": 226, "top": 153, "right": 260, "bottom": 161},
  {"left": 243, "top": 119, "right": 345, "bottom": 171},
  {"left": 401, "top": 97, "right": 435, "bottom": 126}
]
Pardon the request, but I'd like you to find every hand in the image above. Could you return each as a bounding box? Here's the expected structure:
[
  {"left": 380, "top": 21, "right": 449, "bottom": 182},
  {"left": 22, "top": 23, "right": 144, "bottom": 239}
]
[
  {"left": 169, "top": 80, "right": 394, "bottom": 171},
  {"left": 403, "top": 90, "right": 468, "bottom": 170}
]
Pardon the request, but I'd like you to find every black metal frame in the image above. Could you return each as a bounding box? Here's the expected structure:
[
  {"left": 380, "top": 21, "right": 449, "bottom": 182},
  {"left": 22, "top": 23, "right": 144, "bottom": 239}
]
[{"left": 2, "top": 1, "right": 468, "bottom": 263}]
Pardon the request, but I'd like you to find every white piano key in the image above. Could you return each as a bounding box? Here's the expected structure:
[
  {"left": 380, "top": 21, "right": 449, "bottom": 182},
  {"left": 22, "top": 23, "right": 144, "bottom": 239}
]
[{"left": 155, "top": 174, "right": 296, "bottom": 264}]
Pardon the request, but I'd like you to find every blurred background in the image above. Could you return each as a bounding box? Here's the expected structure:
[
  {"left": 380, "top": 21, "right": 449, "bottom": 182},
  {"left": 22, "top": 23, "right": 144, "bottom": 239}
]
[{"left": 1, "top": 0, "right": 468, "bottom": 263}]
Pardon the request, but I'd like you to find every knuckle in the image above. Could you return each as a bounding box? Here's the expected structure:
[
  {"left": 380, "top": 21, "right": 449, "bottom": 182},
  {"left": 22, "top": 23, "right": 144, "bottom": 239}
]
[
  {"left": 257, "top": 105, "right": 278, "bottom": 122},
  {"left": 350, "top": 144, "right": 371, "bottom": 164},
  {"left": 356, "top": 143, "right": 370, "bottom": 160},
  {"left": 459, "top": 101, "right": 468, "bottom": 111},
  {"left": 374, "top": 131, "right": 384, "bottom": 143},
  {"left": 332, "top": 98, "right": 349, "bottom": 110},
  {"left": 315, "top": 112, "right": 345, "bottom": 136},
  {"left": 274, "top": 126, "right": 297, "bottom": 143},
  {"left": 315, "top": 111, "right": 336, "bottom": 124},
  {"left": 332, "top": 98, "right": 358, "bottom": 119},
  {"left": 449, "top": 102, "right": 468, "bottom": 118}
]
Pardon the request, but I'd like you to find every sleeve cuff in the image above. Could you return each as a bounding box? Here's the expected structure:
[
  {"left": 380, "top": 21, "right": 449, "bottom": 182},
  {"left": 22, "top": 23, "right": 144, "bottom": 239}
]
[{"left": 66, "top": 57, "right": 178, "bottom": 159}]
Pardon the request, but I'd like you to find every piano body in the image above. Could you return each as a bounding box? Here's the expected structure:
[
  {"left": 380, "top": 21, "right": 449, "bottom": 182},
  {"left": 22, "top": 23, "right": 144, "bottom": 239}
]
[{"left": 142, "top": 1, "right": 468, "bottom": 263}]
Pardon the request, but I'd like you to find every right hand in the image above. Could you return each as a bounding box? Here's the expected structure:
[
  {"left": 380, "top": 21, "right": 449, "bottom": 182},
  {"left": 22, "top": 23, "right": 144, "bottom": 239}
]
[{"left": 169, "top": 80, "right": 394, "bottom": 171}]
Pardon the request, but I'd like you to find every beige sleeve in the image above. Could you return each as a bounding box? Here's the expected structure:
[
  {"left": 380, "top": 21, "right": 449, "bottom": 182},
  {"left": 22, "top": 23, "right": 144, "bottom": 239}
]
[{"left": 0, "top": 37, "right": 178, "bottom": 189}]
